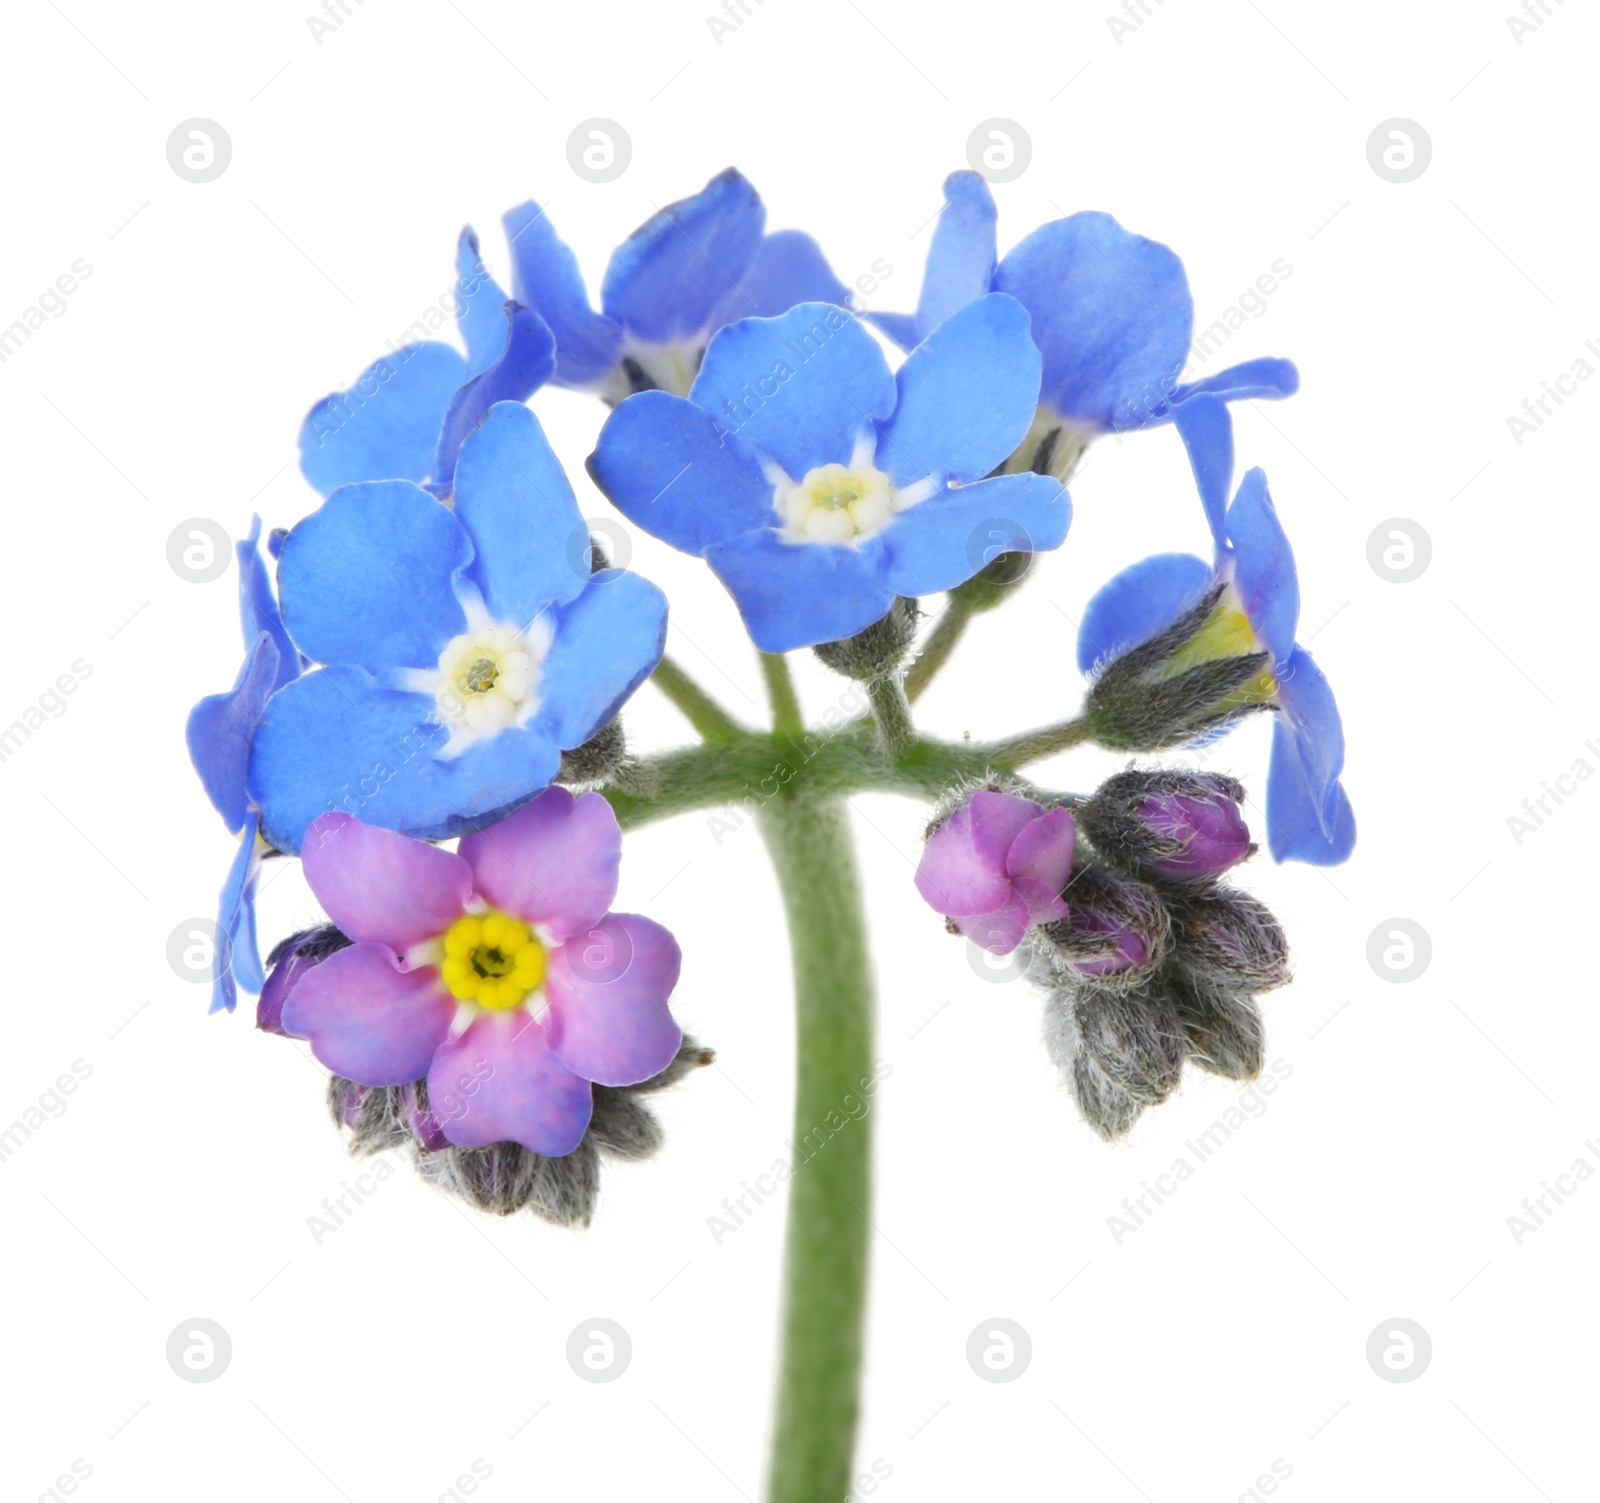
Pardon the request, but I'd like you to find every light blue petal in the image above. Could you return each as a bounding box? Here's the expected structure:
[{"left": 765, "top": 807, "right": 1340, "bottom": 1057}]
[
  {"left": 455, "top": 226, "right": 516, "bottom": 376},
  {"left": 210, "top": 814, "right": 264, "bottom": 1012},
  {"left": 587, "top": 390, "right": 774, "bottom": 556},
  {"left": 247, "top": 667, "right": 561, "bottom": 852},
  {"left": 430, "top": 303, "right": 557, "bottom": 494},
  {"left": 916, "top": 170, "right": 997, "bottom": 339},
  {"left": 452, "top": 402, "right": 587, "bottom": 623},
  {"left": 866, "top": 310, "right": 921, "bottom": 351},
  {"left": 1076, "top": 552, "right": 1213, "bottom": 675},
  {"left": 995, "top": 211, "right": 1191, "bottom": 433},
  {"left": 502, "top": 199, "right": 623, "bottom": 387},
  {"left": 710, "top": 229, "right": 849, "bottom": 327},
  {"left": 1172, "top": 356, "right": 1299, "bottom": 408},
  {"left": 1265, "top": 748, "right": 1355, "bottom": 866},
  {"left": 238, "top": 517, "right": 300, "bottom": 691},
  {"left": 704, "top": 529, "right": 895, "bottom": 652},
  {"left": 187, "top": 633, "right": 282, "bottom": 834},
  {"left": 875, "top": 293, "right": 1041, "bottom": 488},
  {"left": 601, "top": 168, "right": 765, "bottom": 343},
  {"left": 278, "top": 480, "right": 470, "bottom": 672},
  {"left": 229, "top": 846, "right": 265, "bottom": 995},
  {"left": 535, "top": 570, "right": 668, "bottom": 748},
  {"left": 1270, "top": 644, "right": 1351, "bottom": 853},
  {"left": 883, "top": 473, "right": 1069, "bottom": 599},
  {"left": 1172, "top": 393, "right": 1233, "bottom": 557},
  {"left": 1225, "top": 468, "right": 1298, "bottom": 666},
  {"left": 689, "top": 302, "right": 897, "bottom": 479},
  {"left": 298, "top": 343, "right": 469, "bottom": 496}
]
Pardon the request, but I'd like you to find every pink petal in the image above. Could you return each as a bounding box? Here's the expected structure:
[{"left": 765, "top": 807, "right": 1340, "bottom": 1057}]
[
  {"left": 1006, "top": 806, "right": 1075, "bottom": 921},
  {"left": 302, "top": 812, "right": 472, "bottom": 952},
  {"left": 956, "top": 892, "right": 1031, "bottom": 955},
  {"left": 969, "top": 790, "right": 1044, "bottom": 868},
  {"left": 428, "top": 1011, "right": 594, "bottom": 1156},
  {"left": 915, "top": 805, "right": 1008, "bottom": 917},
  {"left": 280, "top": 943, "right": 456, "bottom": 1086},
  {"left": 1012, "top": 878, "right": 1070, "bottom": 926},
  {"left": 458, "top": 788, "right": 621, "bottom": 941},
  {"left": 545, "top": 914, "right": 683, "bottom": 1087}
]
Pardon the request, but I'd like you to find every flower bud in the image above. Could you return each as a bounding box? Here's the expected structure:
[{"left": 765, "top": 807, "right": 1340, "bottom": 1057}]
[
  {"left": 814, "top": 596, "right": 920, "bottom": 680},
  {"left": 326, "top": 1039, "right": 715, "bottom": 1227},
  {"left": 1081, "top": 769, "right": 1255, "bottom": 883},
  {"left": 1168, "top": 973, "right": 1265, "bottom": 1081},
  {"left": 258, "top": 925, "right": 351, "bottom": 1036},
  {"left": 1083, "top": 582, "right": 1275, "bottom": 752},
  {"left": 915, "top": 789, "right": 1075, "bottom": 956},
  {"left": 1168, "top": 886, "right": 1289, "bottom": 992},
  {"left": 948, "top": 546, "right": 1035, "bottom": 613},
  {"left": 1035, "top": 866, "right": 1169, "bottom": 984},
  {"left": 1043, "top": 981, "right": 1183, "bottom": 1137}
]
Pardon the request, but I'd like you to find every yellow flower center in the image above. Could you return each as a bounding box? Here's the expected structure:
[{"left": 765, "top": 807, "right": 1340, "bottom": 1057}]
[
  {"left": 438, "top": 910, "right": 546, "bottom": 1011},
  {"left": 434, "top": 623, "right": 545, "bottom": 750},
  {"left": 778, "top": 463, "right": 896, "bottom": 544},
  {"left": 1159, "top": 590, "right": 1278, "bottom": 708}
]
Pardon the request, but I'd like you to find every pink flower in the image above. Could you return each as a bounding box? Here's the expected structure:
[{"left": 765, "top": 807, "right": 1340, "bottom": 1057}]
[
  {"left": 276, "top": 788, "right": 683, "bottom": 1156},
  {"left": 914, "top": 790, "right": 1076, "bottom": 955}
]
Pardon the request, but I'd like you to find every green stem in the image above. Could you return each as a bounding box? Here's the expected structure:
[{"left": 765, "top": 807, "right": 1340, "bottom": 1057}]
[
  {"left": 866, "top": 675, "right": 915, "bottom": 760},
  {"left": 903, "top": 597, "right": 973, "bottom": 703},
  {"left": 759, "top": 796, "right": 875, "bottom": 1503},
  {"left": 760, "top": 652, "right": 804, "bottom": 737},
  {"left": 984, "top": 715, "right": 1093, "bottom": 769},
  {"left": 650, "top": 655, "right": 743, "bottom": 743}
]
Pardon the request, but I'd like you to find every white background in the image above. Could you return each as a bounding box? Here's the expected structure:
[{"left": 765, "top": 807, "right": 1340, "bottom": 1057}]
[{"left": 2, "top": 1, "right": 1594, "bottom": 1499}]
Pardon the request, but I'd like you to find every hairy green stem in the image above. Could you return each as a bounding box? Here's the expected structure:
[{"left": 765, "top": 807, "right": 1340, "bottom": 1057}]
[
  {"left": 903, "top": 598, "right": 973, "bottom": 703},
  {"left": 866, "top": 675, "right": 916, "bottom": 760},
  {"left": 761, "top": 652, "right": 804, "bottom": 738},
  {"left": 759, "top": 796, "right": 875, "bottom": 1503},
  {"left": 649, "top": 655, "right": 744, "bottom": 742},
  {"left": 984, "top": 715, "right": 1093, "bottom": 768}
]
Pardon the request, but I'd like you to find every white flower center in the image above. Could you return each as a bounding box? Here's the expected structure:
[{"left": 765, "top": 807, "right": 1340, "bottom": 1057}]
[
  {"left": 778, "top": 462, "right": 898, "bottom": 545},
  {"left": 432, "top": 622, "right": 548, "bottom": 754}
]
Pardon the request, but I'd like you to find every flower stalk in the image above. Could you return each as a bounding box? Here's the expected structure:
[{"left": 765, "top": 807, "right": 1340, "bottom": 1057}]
[{"left": 758, "top": 794, "right": 875, "bottom": 1503}]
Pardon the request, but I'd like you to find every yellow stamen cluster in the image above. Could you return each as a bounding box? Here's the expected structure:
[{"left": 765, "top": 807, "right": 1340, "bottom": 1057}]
[
  {"left": 439, "top": 910, "right": 546, "bottom": 1011},
  {"left": 1159, "top": 595, "right": 1279, "bottom": 709},
  {"left": 778, "top": 463, "right": 896, "bottom": 544}
]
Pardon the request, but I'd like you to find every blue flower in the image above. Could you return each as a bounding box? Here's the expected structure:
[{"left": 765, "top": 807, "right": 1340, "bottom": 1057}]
[
  {"left": 1075, "top": 395, "right": 1354, "bottom": 866},
  {"left": 503, "top": 167, "right": 850, "bottom": 403},
  {"left": 587, "top": 295, "right": 1071, "bottom": 652},
  {"left": 250, "top": 402, "right": 667, "bottom": 854},
  {"left": 186, "top": 519, "right": 303, "bottom": 1012},
  {"left": 298, "top": 228, "right": 556, "bottom": 499},
  {"left": 874, "top": 172, "right": 1299, "bottom": 480}
]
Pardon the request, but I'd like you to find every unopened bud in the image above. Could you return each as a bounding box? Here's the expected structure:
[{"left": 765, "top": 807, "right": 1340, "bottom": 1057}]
[
  {"left": 1168, "top": 973, "right": 1265, "bottom": 1081},
  {"left": 1083, "top": 582, "right": 1275, "bottom": 752},
  {"left": 1169, "top": 886, "right": 1289, "bottom": 992},
  {"left": 814, "top": 596, "right": 920, "bottom": 680},
  {"left": 1036, "top": 866, "right": 1169, "bottom": 984},
  {"left": 1081, "top": 768, "right": 1255, "bottom": 883},
  {"left": 259, "top": 925, "right": 352, "bottom": 1036},
  {"left": 1042, "top": 989, "right": 1145, "bottom": 1141}
]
